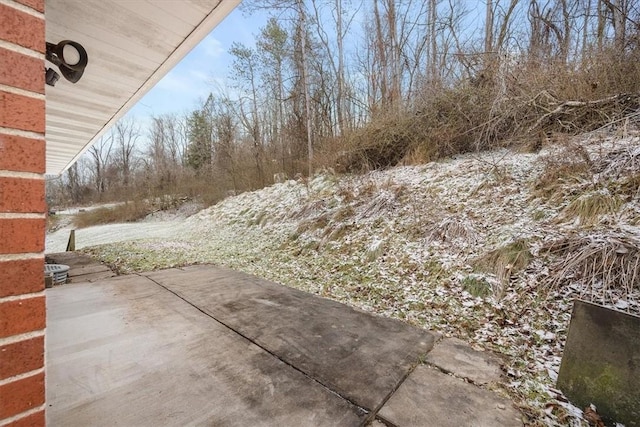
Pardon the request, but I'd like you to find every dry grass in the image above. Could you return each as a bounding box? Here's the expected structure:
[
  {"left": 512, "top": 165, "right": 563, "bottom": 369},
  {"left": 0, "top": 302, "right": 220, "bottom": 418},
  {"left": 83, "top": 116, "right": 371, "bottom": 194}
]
[
  {"left": 73, "top": 201, "right": 153, "bottom": 228},
  {"left": 475, "top": 239, "right": 533, "bottom": 297},
  {"left": 545, "top": 230, "right": 640, "bottom": 308},
  {"left": 558, "top": 190, "right": 623, "bottom": 226},
  {"left": 532, "top": 145, "right": 593, "bottom": 203},
  {"left": 357, "top": 184, "right": 405, "bottom": 220},
  {"left": 613, "top": 172, "right": 640, "bottom": 200},
  {"left": 47, "top": 214, "right": 63, "bottom": 233},
  {"left": 594, "top": 145, "right": 640, "bottom": 196},
  {"left": 427, "top": 217, "right": 478, "bottom": 246},
  {"left": 595, "top": 145, "right": 640, "bottom": 171},
  {"left": 72, "top": 196, "right": 189, "bottom": 228},
  {"left": 533, "top": 140, "right": 638, "bottom": 225},
  {"left": 295, "top": 214, "right": 330, "bottom": 235},
  {"left": 47, "top": 214, "right": 70, "bottom": 233}
]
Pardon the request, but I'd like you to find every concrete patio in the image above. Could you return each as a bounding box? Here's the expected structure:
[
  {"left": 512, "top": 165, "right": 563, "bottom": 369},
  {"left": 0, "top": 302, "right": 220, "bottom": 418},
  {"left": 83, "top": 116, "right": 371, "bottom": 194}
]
[{"left": 46, "top": 263, "right": 523, "bottom": 426}]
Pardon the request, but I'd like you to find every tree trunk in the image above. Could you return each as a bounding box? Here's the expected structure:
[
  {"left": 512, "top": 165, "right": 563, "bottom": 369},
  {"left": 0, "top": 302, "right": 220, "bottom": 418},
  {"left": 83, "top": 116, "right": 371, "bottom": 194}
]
[
  {"left": 335, "top": 0, "right": 346, "bottom": 135},
  {"left": 297, "top": 0, "right": 313, "bottom": 177},
  {"left": 386, "top": 0, "right": 401, "bottom": 109},
  {"left": 428, "top": 0, "right": 438, "bottom": 83},
  {"left": 485, "top": 0, "right": 494, "bottom": 55},
  {"left": 613, "top": 0, "right": 627, "bottom": 50}
]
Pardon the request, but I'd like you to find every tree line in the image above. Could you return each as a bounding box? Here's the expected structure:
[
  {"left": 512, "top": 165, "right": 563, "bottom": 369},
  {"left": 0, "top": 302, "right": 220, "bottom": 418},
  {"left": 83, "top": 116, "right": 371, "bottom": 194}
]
[{"left": 48, "top": 0, "right": 640, "bottom": 207}]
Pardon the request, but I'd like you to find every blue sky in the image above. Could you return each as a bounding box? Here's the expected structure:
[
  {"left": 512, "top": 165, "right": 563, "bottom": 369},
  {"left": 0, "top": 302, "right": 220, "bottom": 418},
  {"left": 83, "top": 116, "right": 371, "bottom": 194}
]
[{"left": 127, "top": 6, "right": 269, "bottom": 123}]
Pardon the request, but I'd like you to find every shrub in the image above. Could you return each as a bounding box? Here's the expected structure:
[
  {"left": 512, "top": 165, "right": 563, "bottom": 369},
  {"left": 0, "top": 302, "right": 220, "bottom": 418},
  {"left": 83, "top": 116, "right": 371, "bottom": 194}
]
[{"left": 73, "top": 201, "right": 154, "bottom": 228}]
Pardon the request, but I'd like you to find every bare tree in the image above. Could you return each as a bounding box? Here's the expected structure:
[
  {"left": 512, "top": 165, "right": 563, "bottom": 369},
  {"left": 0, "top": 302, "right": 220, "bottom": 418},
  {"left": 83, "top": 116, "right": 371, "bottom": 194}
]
[
  {"left": 87, "top": 133, "right": 114, "bottom": 196},
  {"left": 113, "top": 117, "right": 140, "bottom": 187},
  {"left": 230, "top": 43, "right": 266, "bottom": 183}
]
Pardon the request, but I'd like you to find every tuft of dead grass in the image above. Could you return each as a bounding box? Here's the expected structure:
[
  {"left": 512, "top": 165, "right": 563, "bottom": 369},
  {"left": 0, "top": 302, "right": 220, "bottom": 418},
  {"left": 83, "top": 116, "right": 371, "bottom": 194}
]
[
  {"left": 356, "top": 184, "right": 405, "bottom": 221},
  {"left": 557, "top": 190, "right": 622, "bottom": 226},
  {"left": 532, "top": 146, "right": 593, "bottom": 203},
  {"left": 612, "top": 172, "right": 640, "bottom": 200},
  {"left": 545, "top": 230, "right": 640, "bottom": 309},
  {"left": 475, "top": 239, "right": 532, "bottom": 297},
  {"left": 427, "top": 217, "right": 478, "bottom": 246}
]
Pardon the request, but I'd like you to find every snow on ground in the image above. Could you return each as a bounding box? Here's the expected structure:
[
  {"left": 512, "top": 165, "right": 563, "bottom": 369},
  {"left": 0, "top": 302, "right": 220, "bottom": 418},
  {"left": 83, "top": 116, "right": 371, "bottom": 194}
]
[
  {"left": 68, "top": 133, "right": 640, "bottom": 426},
  {"left": 46, "top": 221, "right": 189, "bottom": 253}
]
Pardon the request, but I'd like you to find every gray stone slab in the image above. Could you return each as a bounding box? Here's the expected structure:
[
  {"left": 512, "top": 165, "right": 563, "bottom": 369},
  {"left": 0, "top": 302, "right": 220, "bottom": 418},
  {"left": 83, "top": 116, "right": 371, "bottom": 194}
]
[
  {"left": 143, "top": 265, "right": 436, "bottom": 411},
  {"left": 378, "top": 365, "right": 522, "bottom": 427},
  {"left": 426, "top": 338, "right": 502, "bottom": 385},
  {"left": 557, "top": 300, "right": 640, "bottom": 427},
  {"left": 46, "top": 276, "right": 365, "bottom": 426}
]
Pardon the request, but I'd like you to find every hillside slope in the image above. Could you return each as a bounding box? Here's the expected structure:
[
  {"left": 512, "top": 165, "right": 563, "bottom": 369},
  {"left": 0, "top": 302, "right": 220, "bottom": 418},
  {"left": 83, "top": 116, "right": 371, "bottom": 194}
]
[{"left": 85, "top": 132, "right": 640, "bottom": 426}]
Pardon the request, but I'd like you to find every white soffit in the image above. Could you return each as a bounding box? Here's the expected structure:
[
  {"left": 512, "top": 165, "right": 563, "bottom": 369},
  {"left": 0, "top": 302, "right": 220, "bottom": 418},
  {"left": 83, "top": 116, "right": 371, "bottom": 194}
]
[{"left": 45, "top": 0, "right": 241, "bottom": 175}]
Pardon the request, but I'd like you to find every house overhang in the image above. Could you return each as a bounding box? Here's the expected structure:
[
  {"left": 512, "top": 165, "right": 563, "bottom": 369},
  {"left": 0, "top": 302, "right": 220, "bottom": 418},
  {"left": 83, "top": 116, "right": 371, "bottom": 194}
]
[{"left": 45, "top": 0, "right": 240, "bottom": 175}]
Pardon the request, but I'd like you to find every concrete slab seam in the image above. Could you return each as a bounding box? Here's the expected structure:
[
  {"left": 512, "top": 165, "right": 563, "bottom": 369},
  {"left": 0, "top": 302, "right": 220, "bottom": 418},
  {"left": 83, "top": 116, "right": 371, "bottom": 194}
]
[
  {"left": 140, "top": 273, "right": 370, "bottom": 416},
  {"left": 358, "top": 357, "right": 421, "bottom": 427}
]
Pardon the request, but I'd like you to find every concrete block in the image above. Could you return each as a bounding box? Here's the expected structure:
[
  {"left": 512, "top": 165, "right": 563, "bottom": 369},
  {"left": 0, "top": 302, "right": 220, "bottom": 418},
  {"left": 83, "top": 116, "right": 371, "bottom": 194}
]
[
  {"left": 426, "top": 337, "right": 502, "bottom": 385},
  {"left": 378, "top": 365, "right": 522, "bottom": 427},
  {"left": 557, "top": 300, "right": 640, "bottom": 426}
]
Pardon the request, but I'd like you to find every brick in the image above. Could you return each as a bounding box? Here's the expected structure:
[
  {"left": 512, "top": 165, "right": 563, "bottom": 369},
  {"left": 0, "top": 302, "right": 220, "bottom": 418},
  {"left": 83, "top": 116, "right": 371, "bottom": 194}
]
[
  {"left": 0, "top": 4, "right": 44, "bottom": 53},
  {"left": 0, "top": 336, "right": 44, "bottom": 380},
  {"left": 0, "top": 372, "right": 44, "bottom": 419},
  {"left": 5, "top": 409, "right": 45, "bottom": 427},
  {"left": 0, "top": 178, "right": 44, "bottom": 214},
  {"left": 0, "top": 297, "right": 45, "bottom": 339},
  {"left": 0, "top": 92, "right": 44, "bottom": 134},
  {"left": 0, "top": 177, "right": 44, "bottom": 214},
  {"left": 0, "top": 258, "right": 44, "bottom": 298},
  {"left": 0, "top": 134, "right": 45, "bottom": 174},
  {"left": 14, "top": 0, "right": 45, "bottom": 13},
  {"left": 0, "top": 48, "right": 44, "bottom": 94},
  {"left": 0, "top": 218, "right": 45, "bottom": 254}
]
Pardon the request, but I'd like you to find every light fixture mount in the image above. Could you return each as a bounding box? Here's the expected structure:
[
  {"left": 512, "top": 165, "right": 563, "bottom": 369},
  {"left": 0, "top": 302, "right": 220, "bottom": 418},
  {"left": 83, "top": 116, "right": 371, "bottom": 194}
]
[{"left": 45, "top": 40, "right": 88, "bottom": 86}]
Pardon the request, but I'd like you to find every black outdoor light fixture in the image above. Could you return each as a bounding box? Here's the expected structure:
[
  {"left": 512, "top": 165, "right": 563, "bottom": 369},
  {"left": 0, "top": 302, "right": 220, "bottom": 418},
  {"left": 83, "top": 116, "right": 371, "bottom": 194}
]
[{"left": 45, "top": 40, "right": 88, "bottom": 87}]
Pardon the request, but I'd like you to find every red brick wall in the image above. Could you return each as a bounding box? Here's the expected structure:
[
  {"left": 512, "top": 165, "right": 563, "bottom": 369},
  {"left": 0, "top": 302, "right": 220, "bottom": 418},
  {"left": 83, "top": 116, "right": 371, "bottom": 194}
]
[{"left": 0, "top": 0, "right": 46, "bottom": 426}]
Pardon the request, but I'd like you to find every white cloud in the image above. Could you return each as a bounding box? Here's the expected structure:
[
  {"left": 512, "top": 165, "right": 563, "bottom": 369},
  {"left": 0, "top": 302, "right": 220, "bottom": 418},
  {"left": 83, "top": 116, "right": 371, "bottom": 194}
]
[{"left": 199, "top": 35, "right": 224, "bottom": 59}]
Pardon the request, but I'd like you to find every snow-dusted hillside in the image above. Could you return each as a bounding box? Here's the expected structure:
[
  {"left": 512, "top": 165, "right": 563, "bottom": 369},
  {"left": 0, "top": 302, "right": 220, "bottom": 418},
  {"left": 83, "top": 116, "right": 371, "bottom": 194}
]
[{"left": 84, "top": 133, "right": 640, "bottom": 426}]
